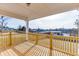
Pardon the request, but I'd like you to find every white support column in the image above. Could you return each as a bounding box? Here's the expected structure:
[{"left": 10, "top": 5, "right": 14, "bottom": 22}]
[{"left": 25, "top": 20, "right": 29, "bottom": 40}]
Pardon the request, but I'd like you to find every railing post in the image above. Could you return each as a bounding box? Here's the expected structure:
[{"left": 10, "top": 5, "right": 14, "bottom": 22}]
[
  {"left": 35, "top": 33, "right": 38, "bottom": 45},
  {"left": 9, "top": 32, "right": 12, "bottom": 46},
  {"left": 70, "top": 37, "right": 72, "bottom": 54},
  {"left": 76, "top": 34, "right": 78, "bottom": 56},
  {"left": 49, "top": 32, "right": 53, "bottom": 56}
]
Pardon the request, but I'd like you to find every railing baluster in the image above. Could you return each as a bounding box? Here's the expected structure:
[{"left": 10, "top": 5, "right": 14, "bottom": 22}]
[
  {"left": 64, "top": 37, "right": 67, "bottom": 52},
  {"left": 62, "top": 37, "right": 64, "bottom": 51},
  {"left": 60, "top": 36, "right": 63, "bottom": 50},
  {"left": 72, "top": 37, "right": 74, "bottom": 55},
  {"left": 70, "top": 37, "right": 72, "bottom": 54}
]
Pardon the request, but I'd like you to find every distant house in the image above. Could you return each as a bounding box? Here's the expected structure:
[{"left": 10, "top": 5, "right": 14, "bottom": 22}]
[{"left": 39, "top": 31, "right": 63, "bottom": 36}]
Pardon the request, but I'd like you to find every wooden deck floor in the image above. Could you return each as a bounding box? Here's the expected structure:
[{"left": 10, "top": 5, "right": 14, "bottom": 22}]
[
  {"left": 0, "top": 49, "right": 17, "bottom": 56},
  {"left": 0, "top": 41, "right": 70, "bottom": 56}
]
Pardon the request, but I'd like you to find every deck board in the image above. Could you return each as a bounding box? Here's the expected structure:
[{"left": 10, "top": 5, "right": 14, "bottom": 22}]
[
  {"left": 0, "top": 49, "right": 17, "bottom": 56},
  {"left": 0, "top": 42, "right": 73, "bottom": 56},
  {"left": 14, "top": 42, "right": 34, "bottom": 54},
  {"left": 25, "top": 45, "right": 49, "bottom": 56}
]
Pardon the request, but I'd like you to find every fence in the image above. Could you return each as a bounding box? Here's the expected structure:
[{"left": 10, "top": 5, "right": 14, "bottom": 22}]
[
  {"left": 53, "top": 35, "right": 78, "bottom": 55},
  {"left": 28, "top": 32, "right": 79, "bottom": 56},
  {"left": 0, "top": 31, "right": 26, "bottom": 51},
  {"left": 0, "top": 31, "right": 78, "bottom": 56}
]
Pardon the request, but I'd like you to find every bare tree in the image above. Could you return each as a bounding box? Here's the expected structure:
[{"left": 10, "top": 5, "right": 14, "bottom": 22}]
[
  {"left": 0, "top": 16, "right": 8, "bottom": 31},
  {"left": 75, "top": 17, "right": 79, "bottom": 36},
  {"left": 75, "top": 19, "right": 79, "bottom": 27}
]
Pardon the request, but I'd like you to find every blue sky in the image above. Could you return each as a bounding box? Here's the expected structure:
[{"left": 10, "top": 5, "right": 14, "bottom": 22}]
[
  {"left": 5, "top": 18, "right": 26, "bottom": 29},
  {"left": 1, "top": 10, "right": 79, "bottom": 29}
]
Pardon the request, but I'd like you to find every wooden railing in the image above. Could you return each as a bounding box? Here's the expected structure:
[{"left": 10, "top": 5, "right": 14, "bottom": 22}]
[
  {"left": 0, "top": 32, "right": 78, "bottom": 56},
  {"left": 0, "top": 31, "right": 26, "bottom": 50},
  {"left": 28, "top": 32, "right": 79, "bottom": 56}
]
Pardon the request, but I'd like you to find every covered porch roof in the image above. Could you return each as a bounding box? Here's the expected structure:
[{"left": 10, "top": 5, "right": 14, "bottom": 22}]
[{"left": 0, "top": 3, "right": 79, "bottom": 20}]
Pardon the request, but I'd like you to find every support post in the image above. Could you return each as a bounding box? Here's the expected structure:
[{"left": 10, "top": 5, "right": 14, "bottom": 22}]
[{"left": 25, "top": 20, "right": 29, "bottom": 40}]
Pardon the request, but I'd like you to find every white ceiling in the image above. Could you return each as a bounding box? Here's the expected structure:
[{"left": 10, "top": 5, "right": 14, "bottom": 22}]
[{"left": 0, "top": 3, "right": 79, "bottom": 20}]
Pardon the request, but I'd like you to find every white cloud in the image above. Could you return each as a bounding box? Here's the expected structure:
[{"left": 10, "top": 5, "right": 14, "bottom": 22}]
[{"left": 29, "top": 10, "right": 78, "bottom": 29}]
